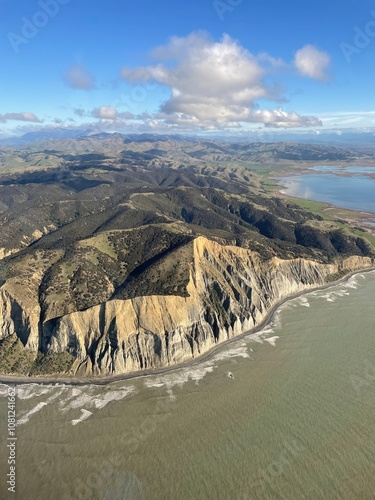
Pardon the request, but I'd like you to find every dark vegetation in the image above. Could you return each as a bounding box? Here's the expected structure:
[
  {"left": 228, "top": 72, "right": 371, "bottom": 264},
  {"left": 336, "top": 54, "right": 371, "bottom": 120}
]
[{"left": 0, "top": 137, "right": 374, "bottom": 372}]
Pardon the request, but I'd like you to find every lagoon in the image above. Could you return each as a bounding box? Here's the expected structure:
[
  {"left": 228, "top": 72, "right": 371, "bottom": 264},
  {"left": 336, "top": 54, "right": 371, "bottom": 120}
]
[{"left": 278, "top": 166, "right": 375, "bottom": 212}]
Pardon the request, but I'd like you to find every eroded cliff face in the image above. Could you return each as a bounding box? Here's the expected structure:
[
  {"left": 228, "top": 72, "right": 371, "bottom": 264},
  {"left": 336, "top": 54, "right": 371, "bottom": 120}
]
[
  {"left": 0, "top": 237, "right": 373, "bottom": 377},
  {"left": 0, "top": 248, "right": 19, "bottom": 260}
]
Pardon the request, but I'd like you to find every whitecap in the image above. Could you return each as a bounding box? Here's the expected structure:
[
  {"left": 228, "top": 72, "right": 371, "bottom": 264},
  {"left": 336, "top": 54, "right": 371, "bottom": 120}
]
[
  {"left": 17, "top": 385, "right": 52, "bottom": 400},
  {"left": 346, "top": 278, "right": 359, "bottom": 289},
  {"left": 144, "top": 364, "right": 214, "bottom": 391},
  {"left": 18, "top": 402, "right": 48, "bottom": 425},
  {"left": 60, "top": 386, "right": 135, "bottom": 412},
  {"left": 71, "top": 409, "right": 93, "bottom": 426},
  {"left": 247, "top": 332, "right": 266, "bottom": 344},
  {"left": 212, "top": 344, "right": 250, "bottom": 362},
  {"left": 92, "top": 387, "right": 135, "bottom": 410},
  {"left": 320, "top": 293, "right": 335, "bottom": 302},
  {"left": 246, "top": 323, "right": 276, "bottom": 344},
  {"left": 166, "top": 389, "right": 177, "bottom": 402},
  {"left": 298, "top": 297, "right": 310, "bottom": 307},
  {"left": 18, "top": 389, "right": 64, "bottom": 425},
  {"left": 0, "top": 384, "right": 11, "bottom": 397},
  {"left": 60, "top": 390, "right": 93, "bottom": 412},
  {"left": 263, "top": 336, "right": 280, "bottom": 347}
]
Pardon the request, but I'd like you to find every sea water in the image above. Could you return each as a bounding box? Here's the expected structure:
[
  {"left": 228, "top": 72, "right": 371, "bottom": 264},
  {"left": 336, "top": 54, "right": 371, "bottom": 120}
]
[{"left": 1, "top": 272, "right": 375, "bottom": 499}]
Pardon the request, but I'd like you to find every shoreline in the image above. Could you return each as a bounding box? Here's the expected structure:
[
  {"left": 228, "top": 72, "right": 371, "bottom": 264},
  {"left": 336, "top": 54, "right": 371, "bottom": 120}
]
[
  {"left": 272, "top": 170, "right": 375, "bottom": 219},
  {"left": 1, "top": 265, "right": 374, "bottom": 387}
]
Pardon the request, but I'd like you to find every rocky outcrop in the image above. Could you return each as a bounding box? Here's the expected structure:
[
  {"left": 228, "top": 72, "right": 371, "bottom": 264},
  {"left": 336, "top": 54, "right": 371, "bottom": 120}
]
[
  {"left": 0, "top": 237, "right": 373, "bottom": 377},
  {"left": 0, "top": 287, "right": 41, "bottom": 353},
  {"left": 0, "top": 248, "right": 19, "bottom": 260}
]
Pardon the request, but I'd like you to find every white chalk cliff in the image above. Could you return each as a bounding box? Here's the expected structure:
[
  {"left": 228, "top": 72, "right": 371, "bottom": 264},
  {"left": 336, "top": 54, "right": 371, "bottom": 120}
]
[{"left": 0, "top": 237, "right": 373, "bottom": 376}]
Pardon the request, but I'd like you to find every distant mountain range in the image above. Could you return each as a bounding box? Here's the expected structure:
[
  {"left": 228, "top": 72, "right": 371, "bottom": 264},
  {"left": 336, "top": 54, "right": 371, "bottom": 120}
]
[
  {"left": 1, "top": 127, "right": 375, "bottom": 149},
  {"left": 0, "top": 130, "right": 194, "bottom": 147},
  {"left": 0, "top": 135, "right": 374, "bottom": 377},
  {"left": 1, "top": 131, "right": 372, "bottom": 163}
]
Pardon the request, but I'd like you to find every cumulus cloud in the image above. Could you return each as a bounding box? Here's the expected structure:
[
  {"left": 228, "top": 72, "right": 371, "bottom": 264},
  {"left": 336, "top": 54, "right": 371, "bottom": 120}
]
[
  {"left": 121, "top": 32, "right": 323, "bottom": 129},
  {"left": 75, "top": 106, "right": 136, "bottom": 120},
  {"left": 63, "top": 64, "right": 96, "bottom": 90},
  {"left": 294, "top": 45, "right": 330, "bottom": 80},
  {"left": 0, "top": 112, "right": 41, "bottom": 123},
  {"left": 91, "top": 106, "right": 118, "bottom": 120},
  {"left": 256, "top": 108, "right": 322, "bottom": 128}
]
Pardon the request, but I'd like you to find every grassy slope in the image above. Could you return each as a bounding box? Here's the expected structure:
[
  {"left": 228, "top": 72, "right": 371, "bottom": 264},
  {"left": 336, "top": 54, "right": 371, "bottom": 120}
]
[{"left": 0, "top": 139, "right": 374, "bottom": 375}]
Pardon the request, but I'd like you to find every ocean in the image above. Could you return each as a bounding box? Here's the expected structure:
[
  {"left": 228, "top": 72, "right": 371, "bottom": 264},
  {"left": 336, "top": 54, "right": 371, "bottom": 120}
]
[{"left": 1, "top": 271, "right": 375, "bottom": 499}]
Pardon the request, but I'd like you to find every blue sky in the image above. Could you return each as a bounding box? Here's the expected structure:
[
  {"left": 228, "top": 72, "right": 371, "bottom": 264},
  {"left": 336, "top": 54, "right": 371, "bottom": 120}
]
[{"left": 1, "top": 0, "right": 375, "bottom": 137}]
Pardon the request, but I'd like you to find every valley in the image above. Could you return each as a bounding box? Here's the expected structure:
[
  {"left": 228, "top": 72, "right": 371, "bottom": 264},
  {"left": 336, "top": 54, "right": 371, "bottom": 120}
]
[{"left": 0, "top": 135, "right": 374, "bottom": 378}]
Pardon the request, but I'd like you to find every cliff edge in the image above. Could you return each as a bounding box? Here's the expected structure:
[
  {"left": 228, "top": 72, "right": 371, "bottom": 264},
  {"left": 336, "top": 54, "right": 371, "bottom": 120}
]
[{"left": 0, "top": 236, "right": 372, "bottom": 377}]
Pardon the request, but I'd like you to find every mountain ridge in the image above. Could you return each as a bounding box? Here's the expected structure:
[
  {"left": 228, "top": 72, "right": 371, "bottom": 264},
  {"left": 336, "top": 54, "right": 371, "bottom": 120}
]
[{"left": 0, "top": 137, "right": 374, "bottom": 377}]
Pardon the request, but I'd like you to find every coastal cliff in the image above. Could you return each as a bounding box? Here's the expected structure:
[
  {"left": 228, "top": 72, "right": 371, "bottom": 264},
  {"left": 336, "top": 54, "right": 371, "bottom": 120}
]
[{"left": 0, "top": 236, "right": 372, "bottom": 377}]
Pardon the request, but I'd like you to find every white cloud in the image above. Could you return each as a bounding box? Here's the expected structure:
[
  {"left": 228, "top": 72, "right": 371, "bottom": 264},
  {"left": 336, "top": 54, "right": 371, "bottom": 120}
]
[
  {"left": 121, "top": 32, "right": 322, "bottom": 129},
  {"left": 63, "top": 64, "right": 96, "bottom": 90},
  {"left": 294, "top": 45, "right": 330, "bottom": 80},
  {"left": 91, "top": 106, "right": 118, "bottom": 119},
  {"left": 257, "top": 108, "right": 322, "bottom": 128},
  {"left": 74, "top": 107, "right": 137, "bottom": 121},
  {"left": 0, "top": 112, "right": 41, "bottom": 123}
]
